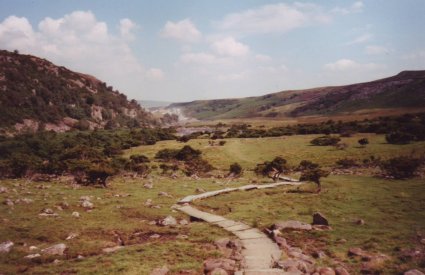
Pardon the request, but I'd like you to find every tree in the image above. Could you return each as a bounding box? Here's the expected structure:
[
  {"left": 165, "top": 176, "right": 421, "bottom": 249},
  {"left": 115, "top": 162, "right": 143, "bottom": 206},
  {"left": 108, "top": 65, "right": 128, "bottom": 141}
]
[
  {"left": 229, "top": 163, "right": 243, "bottom": 177},
  {"left": 255, "top": 157, "right": 289, "bottom": 181},
  {"left": 385, "top": 132, "right": 414, "bottom": 144},
  {"left": 296, "top": 160, "right": 319, "bottom": 171},
  {"left": 358, "top": 138, "right": 369, "bottom": 147},
  {"left": 300, "top": 168, "right": 329, "bottom": 193}
]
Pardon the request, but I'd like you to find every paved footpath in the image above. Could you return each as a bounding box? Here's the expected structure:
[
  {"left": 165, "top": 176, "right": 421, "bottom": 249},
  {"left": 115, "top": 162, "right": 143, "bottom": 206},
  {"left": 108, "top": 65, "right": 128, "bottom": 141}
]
[{"left": 176, "top": 179, "right": 304, "bottom": 275}]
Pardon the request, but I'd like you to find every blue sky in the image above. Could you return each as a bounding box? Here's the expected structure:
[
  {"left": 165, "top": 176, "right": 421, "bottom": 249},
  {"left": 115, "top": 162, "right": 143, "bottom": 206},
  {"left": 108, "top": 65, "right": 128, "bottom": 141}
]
[{"left": 0, "top": 0, "right": 424, "bottom": 102}]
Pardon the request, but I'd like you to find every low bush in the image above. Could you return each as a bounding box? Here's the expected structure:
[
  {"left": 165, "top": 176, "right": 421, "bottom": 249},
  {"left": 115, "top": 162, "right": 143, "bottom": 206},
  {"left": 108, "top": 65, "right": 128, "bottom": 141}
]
[
  {"left": 335, "top": 158, "right": 358, "bottom": 168},
  {"left": 310, "top": 136, "right": 341, "bottom": 146},
  {"left": 385, "top": 132, "right": 414, "bottom": 144},
  {"left": 380, "top": 156, "right": 422, "bottom": 179},
  {"left": 255, "top": 157, "right": 289, "bottom": 181},
  {"left": 229, "top": 163, "right": 243, "bottom": 177}
]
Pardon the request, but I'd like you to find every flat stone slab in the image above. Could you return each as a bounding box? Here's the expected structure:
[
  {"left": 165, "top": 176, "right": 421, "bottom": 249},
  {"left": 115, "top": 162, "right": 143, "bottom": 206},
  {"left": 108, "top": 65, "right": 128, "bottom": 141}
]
[
  {"left": 225, "top": 223, "right": 252, "bottom": 232},
  {"left": 177, "top": 205, "right": 226, "bottom": 223},
  {"left": 233, "top": 228, "right": 267, "bottom": 240}
]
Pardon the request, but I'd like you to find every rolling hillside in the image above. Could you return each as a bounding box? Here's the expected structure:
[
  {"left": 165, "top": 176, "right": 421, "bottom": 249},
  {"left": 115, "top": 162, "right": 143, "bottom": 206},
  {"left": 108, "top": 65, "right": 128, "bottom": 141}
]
[
  {"left": 169, "top": 71, "right": 425, "bottom": 121},
  {"left": 0, "top": 50, "right": 156, "bottom": 135}
]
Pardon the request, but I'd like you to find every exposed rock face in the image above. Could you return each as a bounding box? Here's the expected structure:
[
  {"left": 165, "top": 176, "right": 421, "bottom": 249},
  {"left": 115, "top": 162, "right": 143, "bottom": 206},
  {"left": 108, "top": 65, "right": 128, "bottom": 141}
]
[
  {"left": 41, "top": 243, "right": 66, "bottom": 256},
  {"left": 312, "top": 212, "right": 329, "bottom": 226}
]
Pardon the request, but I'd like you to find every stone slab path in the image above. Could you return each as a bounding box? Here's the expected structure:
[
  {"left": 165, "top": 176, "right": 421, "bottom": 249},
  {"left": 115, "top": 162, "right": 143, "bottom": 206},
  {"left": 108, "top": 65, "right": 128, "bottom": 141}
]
[{"left": 176, "top": 179, "right": 304, "bottom": 274}]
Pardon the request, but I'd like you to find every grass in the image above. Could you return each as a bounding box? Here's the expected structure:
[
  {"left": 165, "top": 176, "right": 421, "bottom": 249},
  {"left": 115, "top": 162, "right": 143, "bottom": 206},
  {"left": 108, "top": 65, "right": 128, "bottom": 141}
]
[{"left": 1, "top": 134, "right": 424, "bottom": 274}]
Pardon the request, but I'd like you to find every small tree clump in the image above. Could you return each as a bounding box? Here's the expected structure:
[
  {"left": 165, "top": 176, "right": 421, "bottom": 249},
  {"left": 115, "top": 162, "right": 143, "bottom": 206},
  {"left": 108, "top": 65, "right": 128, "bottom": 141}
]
[
  {"left": 219, "top": 140, "right": 226, "bottom": 146},
  {"left": 130, "top": 154, "right": 150, "bottom": 164},
  {"left": 296, "top": 160, "right": 319, "bottom": 171},
  {"left": 155, "top": 148, "right": 179, "bottom": 160},
  {"left": 300, "top": 167, "right": 329, "bottom": 193},
  {"left": 358, "top": 138, "right": 369, "bottom": 147},
  {"left": 310, "top": 136, "right": 341, "bottom": 146},
  {"left": 184, "top": 158, "right": 214, "bottom": 176},
  {"left": 255, "top": 157, "right": 289, "bottom": 181},
  {"left": 380, "top": 156, "right": 422, "bottom": 179},
  {"left": 229, "top": 163, "right": 243, "bottom": 177},
  {"left": 175, "top": 145, "right": 201, "bottom": 161}
]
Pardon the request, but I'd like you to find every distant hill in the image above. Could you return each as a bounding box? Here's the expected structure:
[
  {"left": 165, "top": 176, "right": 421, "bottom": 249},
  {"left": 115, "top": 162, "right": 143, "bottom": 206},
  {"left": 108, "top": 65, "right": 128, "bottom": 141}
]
[
  {"left": 138, "top": 100, "right": 172, "bottom": 109},
  {"left": 0, "top": 50, "right": 157, "bottom": 135},
  {"left": 169, "top": 71, "right": 425, "bottom": 120}
]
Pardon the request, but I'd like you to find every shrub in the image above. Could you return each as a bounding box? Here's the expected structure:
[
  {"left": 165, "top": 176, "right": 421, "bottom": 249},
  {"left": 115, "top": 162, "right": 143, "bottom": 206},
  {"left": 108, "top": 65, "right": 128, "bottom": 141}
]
[
  {"left": 358, "top": 138, "right": 369, "bottom": 147},
  {"left": 159, "top": 163, "right": 179, "bottom": 174},
  {"left": 297, "top": 160, "right": 319, "bottom": 171},
  {"left": 385, "top": 132, "right": 414, "bottom": 144},
  {"left": 335, "top": 158, "right": 358, "bottom": 168},
  {"left": 380, "top": 156, "right": 422, "bottom": 179},
  {"left": 310, "top": 136, "right": 341, "bottom": 146},
  {"left": 219, "top": 140, "right": 226, "bottom": 146},
  {"left": 184, "top": 158, "right": 213, "bottom": 176},
  {"left": 86, "top": 164, "right": 116, "bottom": 187},
  {"left": 130, "top": 154, "right": 150, "bottom": 164},
  {"left": 178, "top": 135, "right": 191, "bottom": 143},
  {"left": 229, "top": 163, "right": 243, "bottom": 177},
  {"left": 175, "top": 145, "right": 201, "bottom": 161},
  {"left": 155, "top": 148, "right": 179, "bottom": 160}
]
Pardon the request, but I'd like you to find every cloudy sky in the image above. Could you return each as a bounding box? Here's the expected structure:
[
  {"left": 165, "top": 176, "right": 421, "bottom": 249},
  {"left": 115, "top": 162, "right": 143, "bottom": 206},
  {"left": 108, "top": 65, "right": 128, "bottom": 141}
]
[{"left": 0, "top": 0, "right": 424, "bottom": 102}]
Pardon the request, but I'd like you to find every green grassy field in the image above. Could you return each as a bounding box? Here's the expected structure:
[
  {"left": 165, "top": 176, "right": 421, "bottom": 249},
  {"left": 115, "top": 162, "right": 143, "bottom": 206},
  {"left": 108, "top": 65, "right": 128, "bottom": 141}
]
[{"left": 1, "top": 134, "right": 424, "bottom": 274}]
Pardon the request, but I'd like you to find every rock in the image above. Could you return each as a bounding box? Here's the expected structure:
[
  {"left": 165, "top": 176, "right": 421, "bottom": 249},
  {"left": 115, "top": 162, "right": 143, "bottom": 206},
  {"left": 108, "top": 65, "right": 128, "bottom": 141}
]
[
  {"left": 4, "top": 198, "right": 14, "bottom": 206},
  {"left": 24, "top": 253, "right": 41, "bottom": 259},
  {"left": 81, "top": 200, "right": 94, "bottom": 209},
  {"left": 29, "top": 246, "right": 38, "bottom": 251},
  {"left": 278, "top": 259, "right": 314, "bottom": 273},
  {"left": 150, "top": 234, "right": 161, "bottom": 239},
  {"left": 318, "top": 267, "right": 336, "bottom": 275},
  {"left": 421, "top": 239, "right": 425, "bottom": 245},
  {"left": 312, "top": 250, "right": 327, "bottom": 259},
  {"left": 176, "top": 235, "right": 188, "bottom": 239},
  {"left": 335, "top": 267, "right": 350, "bottom": 275},
  {"left": 196, "top": 188, "right": 206, "bottom": 193},
  {"left": 59, "top": 201, "right": 70, "bottom": 209},
  {"left": 18, "top": 198, "right": 33, "bottom": 204},
  {"left": 356, "top": 219, "right": 365, "bottom": 225},
  {"left": 312, "top": 212, "right": 329, "bottom": 226},
  {"left": 347, "top": 247, "right": 371, "bottom": 260},
  {"left": 179, "top": 219, "right": 189, "bottom": 225},
  {"left": 0, "top": 241, "right": 14, "bottom": 253},
  {"left": 158, "top": 191, "right": 172, "bottom": 198},
  {"left": 102, "top": 246, "right": 124, "bottom": 253},
  {"left": 80, "top": 196, "right": 91, "bottom": 201},
  {"left": 404, "top": 269, "right": 425, "bottom": 275},
  {"left": 159, "top": 216, "right": 177, "bottom": 226},
  {"left": 361, "top": 254, "right": 389, "bottom": 273},
  {"left": 273, "top": 220, "right": 312, "bottom": 231},
  {"left": 53, "top": 259, "right": 61, "bottom": 264},
  {"left": 150, "top": 265, "right": 169, "bottom": 275},
  {"left": 77, "top": 255, "right": 85, "bottom": 260},
  {"left": 72, "top": 211, "right": 80, "bottom": 218},
  {"left": 145, "top": 199, "right": 153, "bottom": 206},
  {"left": 203, "top": 258, "right": 236, "bottom": 274},
  {"left": 41, "top": 208, "right": 54, "bottom": 214},
  {"left": 0, "top": 186, "right": 7, "bottom": 193},
  {"left": 66, "top": 233, "right": 78, "bottom": 240},
  {"left": 209, "top": 268, "right": 228, "bottom": 275},
  {"left": 144, "top": 183, "right": 153, "bottom": 189},
  {"left": 41, "top": 243, "right": 67, "bottom": 256}
]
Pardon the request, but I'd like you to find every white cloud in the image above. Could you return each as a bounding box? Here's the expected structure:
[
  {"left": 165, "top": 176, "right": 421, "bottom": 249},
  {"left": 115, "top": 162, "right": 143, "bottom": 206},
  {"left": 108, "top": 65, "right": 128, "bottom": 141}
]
[
  {"left": 255, "top": 54, "right": 272, "bottom": 62},
  {"left": 324, "top": 58, "right": 379, "bottom": 71},
  {"left": 332, "top": 1, "right": 364, "bottom": 15},
  {"left": 215, "top": 3, "right": 330, "bottom": 35},
  {"left": 346, "top": 33, "right": 373, "bottom": 45},
  {"left": 146, "top": 68, "right": 165, "bottom": 80},
  {"left": 180, "top": 52, "right": 227, "bottom": 65},
  {"left": 211, "top": 36, "right": 249, "bottom": 57},
  {"left": 119, "top": 18, "right": 137, "bottom": 41},
  {"left": 365, "top": 45, "right": 389, "bottom": 55},
  {"left": 0, "top": 11, "right": 153, "bottom": 100},
  {"left": 160, "top": 18, "right": 201, "bottom": 43}
]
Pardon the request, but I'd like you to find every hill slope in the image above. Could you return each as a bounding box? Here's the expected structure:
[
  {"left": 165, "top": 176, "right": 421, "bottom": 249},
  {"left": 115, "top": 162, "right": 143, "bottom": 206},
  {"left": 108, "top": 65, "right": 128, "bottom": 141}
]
[
  {"left": 0, "top": 50, "right": 156, "bottom": 134},
  {"left": 169, "top": 71, "right": 425, "bottom": 120}
]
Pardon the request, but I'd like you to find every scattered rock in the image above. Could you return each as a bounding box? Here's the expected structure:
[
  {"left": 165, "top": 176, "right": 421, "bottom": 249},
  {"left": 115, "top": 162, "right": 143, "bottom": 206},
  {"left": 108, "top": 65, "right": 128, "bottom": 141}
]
[
  {"left": 145, "top": 199, "right": 153, "bottom": 207},
  {"left": 80, "top": 196, "right": 91, "bottom": 201},
  {"left": 53, "top": 259, "right": 61, "bottom": 264},
  {"left": 0, "top": 186, "right": 7, "bottom": 193},
  {"left": 312, "top": 250, "right": 327, "bottom": 259},
  {"left": 150, "top": 265, "right": 169, "bottom": 275},
  {"left": 66, "top": 233, "right": 78, "bottom": 240},
  {"left": 39, "top": 208, "right": 58, "bottom": 217},
  {"left": 348, "top": 247, "right": 371, "bottom": 260},
  {"left": 404, "top": 269, "right": 425, "bottom": 275},
  {"left": 144, "top": 183, "right": 153, "bottom": 189},
  {"left": 81, "top": 200, "right": 94, "bottom": 209},
  {"left": 41, "top": 243, "right": 67, "bottom": 256},
  {"left": 335, "top": 266, "right": 350, "bottom": 275},
  {"left": 29, "top": 246, "right": 38, "bottom": 251},
  {"left": 196, "top": 188, "right": 206, "bottom": 193},
  {"left": 24, "top": 253, "right": 41, "bottom": 259},
  {"left": 72, "top": 211, "right": 80, "bottom": 218},
  {"left": 356, "top": 219, "right": 365, "bottom": 225},
  {"left": 0, "top": 241, "right": 14, "bottom": 253},
  {"left": 158, "top": 216, "right": 177, "bottom": 226},
  {"left": 272, "top": 220, "right": 312, "bottom": 231},
  {"left": 203, "top": 258, "right": 236, "bottom": 274},
  {"left": 312, "top": 212, "right": 329, "bottom": 226},
  {"left": 150, "top": 234, "right": 160, "bottom": 239},
  {"left": 361, "top": 254, "right": 389, "bottom": 273},
  {"left": 158, "top": 191, "right": 172, "bottom": 198},
  {"left": 318, "top": 267, "right": 336, "bottom": 275},
  {"left": 179, "top": 219, "right": 189, "bottom": 225},
  {"left": 59, "top": 201, "right": 70, "bottom": 209},
  {"left": 209, "top": 268, "right": 228, "bottom": 275},
  {"left": 3, "top": 198, "right": 14, "bottom": 206},
  {"left": 176, "top": 235, "right": 188, "bottom": 239},
  {"left": 102, "top": 246, "right": 124, "bottom": 253},
  {"left": 421, "top": 239, "right": 425, "bottom": 245},
  {"left": 17, "top": 198, "right": 33, "bottom": 204}
]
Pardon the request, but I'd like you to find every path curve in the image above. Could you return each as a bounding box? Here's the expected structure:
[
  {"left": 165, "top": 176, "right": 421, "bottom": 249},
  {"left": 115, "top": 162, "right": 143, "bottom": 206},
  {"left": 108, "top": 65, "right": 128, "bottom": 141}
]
[{"left": 176, "top": 177, "right": 304, "bottom": 274}]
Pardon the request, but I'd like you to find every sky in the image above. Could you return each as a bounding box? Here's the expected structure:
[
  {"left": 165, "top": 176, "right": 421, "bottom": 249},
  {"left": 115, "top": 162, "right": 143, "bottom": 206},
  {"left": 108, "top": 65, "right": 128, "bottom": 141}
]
[{"left": 0, "top": 0, "right": 424, "bottom": 102}]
